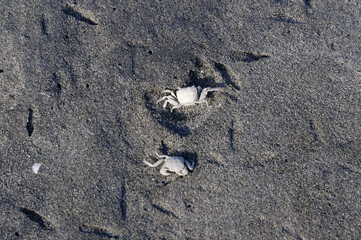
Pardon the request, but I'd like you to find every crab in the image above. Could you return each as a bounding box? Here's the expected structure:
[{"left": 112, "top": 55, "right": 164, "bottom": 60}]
[
  {"left": 144, "top": 152, "right": 194, "bottom": 176},
  {"left": 157, "top": 86, "right": 219, "bottom": 111}
]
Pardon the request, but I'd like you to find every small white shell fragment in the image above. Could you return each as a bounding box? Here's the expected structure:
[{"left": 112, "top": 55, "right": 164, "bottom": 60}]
[{"left": 32, "top": 163, "right": 42, "bottom": 174}]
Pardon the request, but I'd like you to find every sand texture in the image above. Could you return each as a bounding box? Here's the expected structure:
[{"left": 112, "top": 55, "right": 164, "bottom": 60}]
[{"left": 0, "top": 1, "right": 360, "bottom": 239}]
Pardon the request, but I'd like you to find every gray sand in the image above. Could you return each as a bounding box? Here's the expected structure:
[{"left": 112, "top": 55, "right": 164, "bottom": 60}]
[{"left": 1, "top": 1, "right": 360, "bottom": 239}]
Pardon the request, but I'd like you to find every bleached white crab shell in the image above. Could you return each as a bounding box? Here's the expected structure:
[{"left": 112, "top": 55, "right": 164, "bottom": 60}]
[
  {"left": 176, "top": 86, "right": 199, "bottom": 105},
  {"left": 162, "top": 156, "right": 189, "bottom": 175}
]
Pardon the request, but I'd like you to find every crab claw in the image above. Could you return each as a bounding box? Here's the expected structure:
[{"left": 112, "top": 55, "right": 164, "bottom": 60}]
[
  {"left": 184, "top": 160, "right": 194, "bottom": 170},
  {"left": 198, "top": 87, "right": 219, "bottom": 101}
]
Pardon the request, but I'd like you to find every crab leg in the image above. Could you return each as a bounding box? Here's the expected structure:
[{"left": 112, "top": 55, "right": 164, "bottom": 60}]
[
  {"left": 144, "top": 159, "right": 164, "bottom": 167},
  {"left": 156, "top": 95, "right": 174, "bottom": 103},
  {"left": 157, "top": 96, "right": 178, "bottom": 108},
  {"left": 161, "top": 90, "right": 177, "bottom": 98},
  {"left": 195, "top": 99, "right": 208, "bottom": 106},
  {"left": 163, "top": 98, "right": 179, "bottom": 108},
  {"left": 155, "top": 151, "right": 167, "bottom": 159}
]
